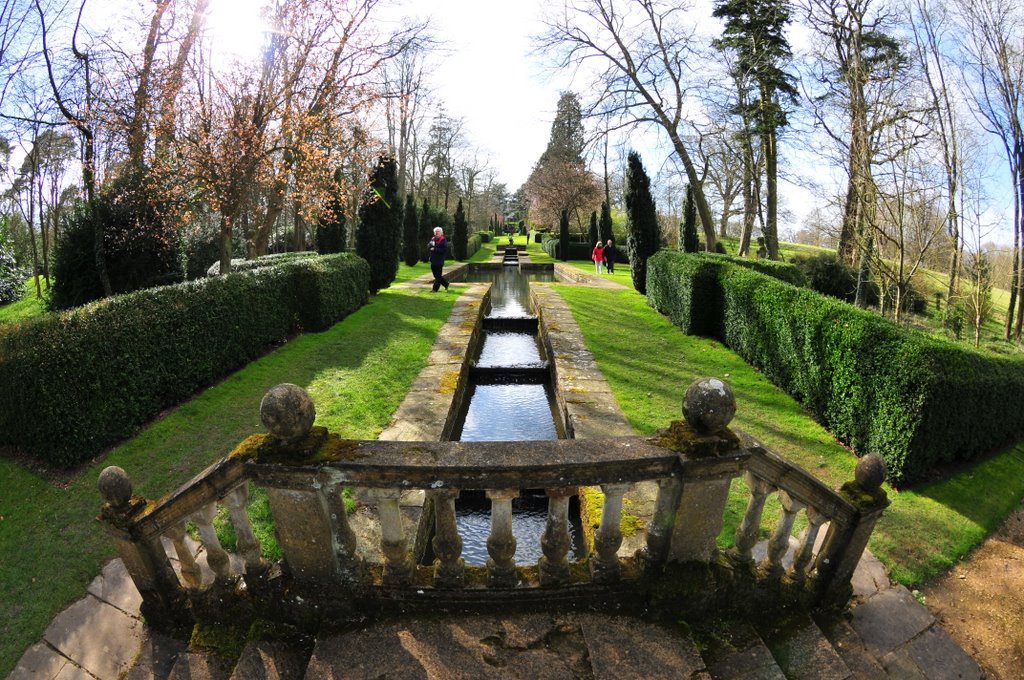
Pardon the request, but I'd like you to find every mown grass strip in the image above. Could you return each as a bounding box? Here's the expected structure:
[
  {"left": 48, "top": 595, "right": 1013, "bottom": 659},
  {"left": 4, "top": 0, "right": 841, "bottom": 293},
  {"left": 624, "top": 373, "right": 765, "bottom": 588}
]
[
  {"left": 0, "top": 287, "right": 455, "bottom": 676},
  {"left": 555, "top": 284, "right": 1024, "bottom": 586}
]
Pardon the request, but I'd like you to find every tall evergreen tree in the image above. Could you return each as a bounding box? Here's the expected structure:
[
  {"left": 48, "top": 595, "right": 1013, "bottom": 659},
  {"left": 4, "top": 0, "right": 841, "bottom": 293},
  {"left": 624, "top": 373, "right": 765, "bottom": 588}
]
[
  {"left": 559, "top": 209, "right": 570, "bottom": 261},
  {"left": 402, "top": 193, "right": 419, "bottom": 267},
  {"left": 599, "top": 200, "right": 613, "bottom": 244},
  {"left": 713, "top": 0, "right": 798, "bottom": 261},
  {"left": 624, "top": 151, "right": 659, "bottom": 294},
  {"left": 453, "top": 198, "right": 468, "bottom": 260},
  {"left": 357, "top": 156, "right": 402, "bottom": 294},
  {"left": 316, "top": 193, "right": 347, "bottom": 254},
  {"left": 419, "top": 198, "right": 433, "bottom": 262},
  {"left": 681, "top": 184, "right": 699, "bottom": 253},
  {"left": 588, "top": 210, "right": 599, "bottom": 246}
]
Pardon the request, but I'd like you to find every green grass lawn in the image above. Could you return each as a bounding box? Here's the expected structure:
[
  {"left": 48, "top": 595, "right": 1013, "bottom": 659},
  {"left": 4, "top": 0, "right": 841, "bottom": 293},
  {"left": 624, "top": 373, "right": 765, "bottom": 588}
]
[
  {"left": 0, "top": 287, "right": 456, "bottom": 676},
  {"left": 0, "top": 277, "right": 51, "bottom": 326}
]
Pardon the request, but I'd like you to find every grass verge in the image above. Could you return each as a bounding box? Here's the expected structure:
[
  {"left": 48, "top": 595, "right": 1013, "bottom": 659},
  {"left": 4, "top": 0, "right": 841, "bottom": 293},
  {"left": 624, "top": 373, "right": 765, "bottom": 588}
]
[
  {"left": 0, "top": 277, "right": 51, "bottom": 326},
  {"left": 0, "top": 287, "right": 455, "bottom": 675},
  {"left": 555, "top": 284, "right": 1024, "bottom": 586}
]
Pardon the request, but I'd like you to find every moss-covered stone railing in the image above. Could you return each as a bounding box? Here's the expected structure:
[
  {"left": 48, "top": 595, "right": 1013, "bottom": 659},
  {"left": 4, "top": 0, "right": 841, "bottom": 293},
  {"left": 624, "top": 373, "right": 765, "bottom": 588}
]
[{"left": 98, "top": 379, "right": 888, "bottom": 634}]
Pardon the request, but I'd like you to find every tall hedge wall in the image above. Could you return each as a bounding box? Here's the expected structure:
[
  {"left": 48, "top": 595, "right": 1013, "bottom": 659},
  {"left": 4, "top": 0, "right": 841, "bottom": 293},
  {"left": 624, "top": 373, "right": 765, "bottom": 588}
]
[
  {"left": 0, "top": 253, "right": 369, "bottom": 467},
  {"left": 647, "top": 250, "right": 1024, "bottom": 486}
]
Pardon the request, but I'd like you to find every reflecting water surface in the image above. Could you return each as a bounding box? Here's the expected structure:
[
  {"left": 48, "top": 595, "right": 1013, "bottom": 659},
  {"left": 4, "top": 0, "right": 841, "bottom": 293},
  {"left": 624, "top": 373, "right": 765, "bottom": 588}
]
[
  {"left": 455, "top": 383, "right": 558, "bottom": 441},
  {"left": 476, "top": 331, "right": 542, "bottom": 368},
  {"left": 466, "top": 267, "right": 553, "bottom": 318}
]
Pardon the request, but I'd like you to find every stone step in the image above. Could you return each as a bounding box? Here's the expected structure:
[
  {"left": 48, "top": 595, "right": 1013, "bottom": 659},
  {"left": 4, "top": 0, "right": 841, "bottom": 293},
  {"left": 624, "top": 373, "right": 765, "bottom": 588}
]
[
  {"left": 699, "top": 621, "right": 787, "bottom": 680},
  {"left": 756, "top": 612, "right": 854, "bottom": 680},
  {"left": 229, "top": 640, "right": 308, "bottom": 680},
  {"left": 812, "top": 612, "right": 890, "bottom": 679},
  {"left": 167, "top": 651, "right": 231, "bottom": 680},
  {"left": 305, "top": 612, "right": 710, "bottom": 679}
]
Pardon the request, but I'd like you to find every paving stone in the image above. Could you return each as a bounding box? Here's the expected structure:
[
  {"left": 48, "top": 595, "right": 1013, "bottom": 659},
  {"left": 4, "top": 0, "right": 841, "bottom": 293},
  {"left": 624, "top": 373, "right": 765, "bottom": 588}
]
[
  {"left": 849, "top": 586, "right": 934, "bottom": 656},
  {"left": 86, "top": 558, "right": 143, "bottom": 617},
  {"left": 123, "top": 630, "right": 188, "bottom": 680},
  {"left": 7, "top": 642, "right": 94, "bottom": 680},
  {"left": 904, "top": 625, "right": 983, "bottom": 680},
  {"left": 167, "top": 652, "right": 230, "bottom": 680},
  {"left": 850, "top": 550, "right": 890, "bottom": 602},
  {"left": 579, "top": 614, "right": 708, "bottom": 679},
  {"left": 43, "top": 595, "right": 145, "bottom": 680},
  {"left": 879, "top": 648, "right": 929, "bottom": 679}
]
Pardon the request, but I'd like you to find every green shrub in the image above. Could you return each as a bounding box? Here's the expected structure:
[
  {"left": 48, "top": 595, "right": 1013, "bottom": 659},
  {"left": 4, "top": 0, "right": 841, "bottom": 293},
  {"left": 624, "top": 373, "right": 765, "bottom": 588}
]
[
  {"left": 205, "top": 251, "right": 318, "bottom": 277},
  {"left": 476, "top": 231, "right": 492, "bottom": 243},
  {"left": 467, "top": 232, "right": 482, "bottom": 258},
  {"left": 646, "top": 250, "right": 1024, "bottom": 486},
  {"left": 0, "top": 253, "right": 369, "bottom": 467}
]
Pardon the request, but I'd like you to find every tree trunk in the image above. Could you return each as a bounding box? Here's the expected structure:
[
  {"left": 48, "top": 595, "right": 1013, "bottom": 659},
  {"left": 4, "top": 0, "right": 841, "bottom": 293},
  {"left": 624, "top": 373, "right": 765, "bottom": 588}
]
[
  {"left": 665, "top": 128, "right": 717, "bottom": 252},
  {"left": 219, "top": 213, "right": 234, "bottom": 274},
  {"left": 763, "top": 128, "right": 780, "bottom": 260}
]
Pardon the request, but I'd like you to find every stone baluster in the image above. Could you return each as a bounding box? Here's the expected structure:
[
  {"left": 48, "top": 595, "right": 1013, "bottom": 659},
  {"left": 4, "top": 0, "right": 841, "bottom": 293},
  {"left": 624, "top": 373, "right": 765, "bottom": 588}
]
[
  {"left": 591, "top": 483, "right": 631, "bottom": 582},
  {"left": 98, "top": 466, "right": 192, "bottom": 631},
  {"left": 164, "top": 522, "right": 203, "bottom": 587},
  {"left": 430, "top": 489, "right": 464, "bottom": 589},
  {"left": 761, "top": 491, "right": 804, "bottom": 575},
  {"left": 730, "top": 472, "right": 775, "bottom": 563},
  {"left": 321, "top": 475, "right": 362, "bottom": 581},
  {"left": 191, "top": 502, "right": 232, "bottom": 580},
  {"left": 375, "top": 489, "right": 413, "bottom": 586},
  {"left": 539, "top": 488, "right": 573, "bottom": 586},
  {"left": 790, "top": 506, "right": 827, "bottom": 582},
  {"left": 486, "top": 489, "right": 519, "bottom": 588},
  {"left": 642, "top": 477, "right": 683, "bottom": 565},
  {"left": 223, "top": 483, "right": 264, "bottom": 573},
  {"left": 816, "top": 454, "right": 890, "bottom": 605}
]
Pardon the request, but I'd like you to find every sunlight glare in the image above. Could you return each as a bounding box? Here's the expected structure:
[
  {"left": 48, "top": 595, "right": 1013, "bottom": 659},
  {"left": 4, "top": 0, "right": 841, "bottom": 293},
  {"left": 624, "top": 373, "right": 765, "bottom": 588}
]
[{"left": 206, "top": 0, "right": 271, "bottom": 64}]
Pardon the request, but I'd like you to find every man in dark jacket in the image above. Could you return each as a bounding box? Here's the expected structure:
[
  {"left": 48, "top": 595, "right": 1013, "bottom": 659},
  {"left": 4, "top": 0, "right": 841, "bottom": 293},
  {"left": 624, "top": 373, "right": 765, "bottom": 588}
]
[
  {"left": 603, "top": 239, "right": 616, "bottom": 274},
  {"left": 429, "top": 227, "right": 450, "bottom": 292}
]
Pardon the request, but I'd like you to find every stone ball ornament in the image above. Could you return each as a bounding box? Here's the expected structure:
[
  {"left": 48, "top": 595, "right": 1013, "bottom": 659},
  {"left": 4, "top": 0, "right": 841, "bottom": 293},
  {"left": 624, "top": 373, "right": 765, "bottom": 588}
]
[
  {"left": 99, "top": 466, "right": 133, "bottom": 507},
  {"left": 260, "top": 383, "right": 316, "bottom": 443},
  {"left": 683, "top": 377, "right": 737, "bottom": 433},
  {"left": 855, "top": 453, "right": 887, "bottom": 492}
]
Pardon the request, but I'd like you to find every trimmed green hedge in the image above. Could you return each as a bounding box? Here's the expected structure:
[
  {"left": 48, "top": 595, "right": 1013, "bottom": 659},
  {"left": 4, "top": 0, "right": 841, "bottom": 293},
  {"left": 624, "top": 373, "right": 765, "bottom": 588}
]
[
  {"left": 647, "top": 250, "right": 1024, "bottom": 486},
  {"left": 205, "top": 251, "right": 318, "bottom": 277},
  {"left": 0, "top": 253, "right": 369, "bottom": 467}
]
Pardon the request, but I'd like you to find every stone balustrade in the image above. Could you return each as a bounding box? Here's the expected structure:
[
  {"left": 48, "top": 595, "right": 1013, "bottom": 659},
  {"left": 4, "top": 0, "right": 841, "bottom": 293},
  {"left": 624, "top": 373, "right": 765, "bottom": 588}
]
[{"left": 99, "top": 379, "right": 888, "bottom": 633}]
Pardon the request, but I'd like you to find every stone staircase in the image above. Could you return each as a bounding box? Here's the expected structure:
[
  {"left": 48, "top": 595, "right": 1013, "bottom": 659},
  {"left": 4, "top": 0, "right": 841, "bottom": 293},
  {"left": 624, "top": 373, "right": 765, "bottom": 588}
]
[{"left": 121, "top": 587, "right": 982, "bottom": 680}]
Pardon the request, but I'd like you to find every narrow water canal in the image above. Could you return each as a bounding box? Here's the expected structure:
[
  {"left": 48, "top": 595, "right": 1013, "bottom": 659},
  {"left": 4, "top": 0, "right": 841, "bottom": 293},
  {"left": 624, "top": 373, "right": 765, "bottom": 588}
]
[{"left": 446, "top": 261, "right": 585, "bottom": 566}]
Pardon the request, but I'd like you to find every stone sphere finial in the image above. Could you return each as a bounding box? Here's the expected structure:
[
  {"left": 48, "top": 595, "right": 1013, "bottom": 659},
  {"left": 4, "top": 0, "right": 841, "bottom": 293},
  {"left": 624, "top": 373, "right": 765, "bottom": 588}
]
[
  {"left": 855, "top": 453, "right": 887, "bottom": 492},
  {"left": 683, "top": 377, "right": 737, "bottom": 434},
  {"left": 260, "top": 383, "right": 316, "bottom": 443},
  {"left": 99, "top": 466, "right": 133, "bottom": 508}
]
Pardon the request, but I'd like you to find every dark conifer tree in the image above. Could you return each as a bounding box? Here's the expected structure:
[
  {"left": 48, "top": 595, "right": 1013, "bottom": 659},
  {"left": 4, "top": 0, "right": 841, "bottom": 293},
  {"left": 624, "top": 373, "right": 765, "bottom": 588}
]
[
  {"left": 588, "top": 210, "right": 599, "bottom": 246},
  {"left": 419, "top": 198, "right": 433, "bottom": 262},
  {"left": 356, "top": 155, "right": 402, "bottom": 294},
  {"left": 681, "top": 184, "right": 700, "bottom": 253},
  {"left": 599, "top": 200, "right": 613, "bottom": 244},
  {"left": 316, "top": 193, "right": 347, "bottom": 254},
  {"left": 452, "top": 198, "right": 469, "bottom": 259},
  {"left": 624, "top": 151, "right": 659, "bottom": 294},
  {"left": 559, "top": 209, "right": 570, "bottom": 261},
  {"left": 402, "top": 194, "right": 419, "bottom": 266}
]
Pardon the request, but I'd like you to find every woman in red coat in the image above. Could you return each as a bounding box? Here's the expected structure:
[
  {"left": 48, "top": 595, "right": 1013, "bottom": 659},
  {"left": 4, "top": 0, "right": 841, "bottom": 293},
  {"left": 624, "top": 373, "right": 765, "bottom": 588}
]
[{"left": 591, "top": 240, "right": 605, "bottom": 274}]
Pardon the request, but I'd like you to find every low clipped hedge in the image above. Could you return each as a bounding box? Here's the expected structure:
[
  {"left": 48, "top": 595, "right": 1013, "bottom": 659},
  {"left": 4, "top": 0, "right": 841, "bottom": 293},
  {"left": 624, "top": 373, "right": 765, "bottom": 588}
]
[
  {"left": 0, "top": 253, "right": 369, "bottom": 467},
  {"left": 647, "top": 250, "right": 1024, "bottom": 486},
  {"left": 205, "top": 251, "right": 318, "bottom": 277}
]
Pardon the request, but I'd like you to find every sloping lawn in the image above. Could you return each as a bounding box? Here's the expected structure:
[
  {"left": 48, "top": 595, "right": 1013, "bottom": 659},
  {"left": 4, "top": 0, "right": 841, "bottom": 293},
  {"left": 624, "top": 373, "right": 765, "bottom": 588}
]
[
  {"left": 555, "top": 284, "right": 1024, "bottom": 586},
  {"left": 0, "top": 277, "right": 50, "bottom": 326},
  {"left": 0, "top": 287, "right": 455, "bottom": 676}
]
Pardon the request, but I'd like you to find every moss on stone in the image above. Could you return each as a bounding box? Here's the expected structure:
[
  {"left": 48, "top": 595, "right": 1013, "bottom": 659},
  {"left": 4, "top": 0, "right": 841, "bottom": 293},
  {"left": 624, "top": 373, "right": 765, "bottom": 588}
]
[
  {"left": 189, "top": 621, "right": 248, "bottom": 664},
  {"left": 437, "top": 369, "right": 460, "bottom": 395},
  {"left": 579, "top": 486, "right": 646, "bottom": 546},
  {"left": 840, "top": 481, "right": 889, "bottom": 510},
  {"left": 648, "top": 420, "right": 741, "bottom": 458}
]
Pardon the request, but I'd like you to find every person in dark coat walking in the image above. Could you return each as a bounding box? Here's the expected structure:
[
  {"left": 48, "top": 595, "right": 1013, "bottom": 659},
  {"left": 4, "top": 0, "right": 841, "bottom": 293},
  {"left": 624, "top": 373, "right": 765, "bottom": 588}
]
[
  {"left": 603, "top": 239, "right": 616, "bottom": 274},
  {"left": 429, "top": 227, "right": 450, "bottom": 292}
]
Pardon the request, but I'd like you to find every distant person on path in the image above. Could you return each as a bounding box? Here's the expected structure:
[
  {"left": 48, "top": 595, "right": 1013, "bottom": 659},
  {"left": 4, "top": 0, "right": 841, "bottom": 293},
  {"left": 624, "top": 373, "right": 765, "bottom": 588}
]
[
  {"left": 603, "top": 239, "right": 616, "bottom": 274},
  {"left": 429, "top": 227, "right": 450, "bottom": 292},
  {"left": 592, "top": 240, "right": 605, "bottom": 274}
]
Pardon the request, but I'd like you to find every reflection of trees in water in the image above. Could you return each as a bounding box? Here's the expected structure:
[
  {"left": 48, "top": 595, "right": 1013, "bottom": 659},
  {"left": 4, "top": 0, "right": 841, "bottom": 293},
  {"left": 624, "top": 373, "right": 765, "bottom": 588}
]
[{"left": 466, "top": 267, "right": 553, "bottom": 318}]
